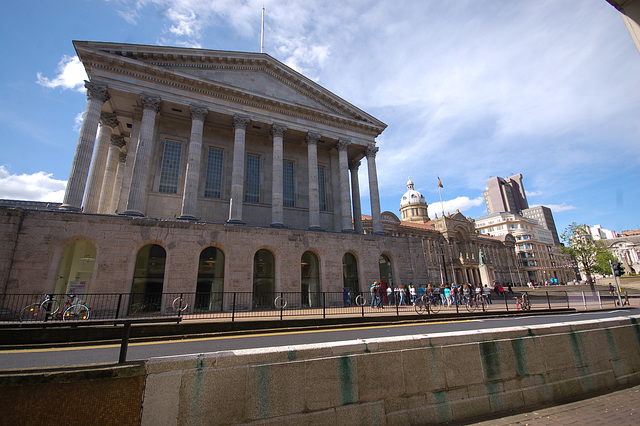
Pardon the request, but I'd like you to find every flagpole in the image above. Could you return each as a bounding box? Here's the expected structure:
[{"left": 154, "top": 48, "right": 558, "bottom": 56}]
[
  {"left": 437, "top": 175, "right": 445, "bottom": 217},
  {"left": 260, "top": 2, "right": 265, "bottom": 53}
]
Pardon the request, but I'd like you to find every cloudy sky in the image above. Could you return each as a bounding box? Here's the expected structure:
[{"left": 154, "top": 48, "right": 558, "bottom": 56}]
[{"left": 1, "top": 0, "right": 639, "bottom": 236}]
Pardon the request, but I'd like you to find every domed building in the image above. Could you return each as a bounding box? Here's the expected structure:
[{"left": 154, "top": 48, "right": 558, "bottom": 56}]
[{"left": 400, "top": 177, "right": 429, "bottom": 223}]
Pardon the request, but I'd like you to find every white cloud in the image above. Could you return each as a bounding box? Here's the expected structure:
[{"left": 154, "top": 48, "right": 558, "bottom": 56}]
[
  {"left": 525, "top": 190, "right": 543, "bottom": 197},
  {"left": 73, "top": 112, "right": 85, "bottom": 133},
  {"left": 36, "top": 55, "right": 87, "bottom": 92},
  {"left": 0, "top": 166, "right": 66, "bottom": 202},
  {"left": 430, "top": 196, "right": 484, "bottom": 217},
  {"left": 533, "top": 203, "right": 577, "bottom": 213}
]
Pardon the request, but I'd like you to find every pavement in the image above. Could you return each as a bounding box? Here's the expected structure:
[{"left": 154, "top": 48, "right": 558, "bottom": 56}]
[{"left": 468, "top": 384, "right": 640, "bottom": 425}]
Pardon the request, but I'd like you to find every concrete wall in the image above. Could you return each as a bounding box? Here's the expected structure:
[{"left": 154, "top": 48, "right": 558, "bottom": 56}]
[{"left": 141, "top": 315, "right": 640, "bottom": 425}]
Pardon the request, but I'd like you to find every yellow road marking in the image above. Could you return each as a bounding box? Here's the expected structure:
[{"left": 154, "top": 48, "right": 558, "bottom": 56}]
[{"left": 1, "top": 319, "right": 474, "bottom": 354}]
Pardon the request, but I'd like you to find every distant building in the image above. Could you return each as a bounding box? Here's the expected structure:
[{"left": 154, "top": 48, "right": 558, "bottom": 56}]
[
  {"left": 483, "top": 174, "right": 528, "bottom": 215},
  {"left": 474, "top": 212, "right": 574, "bottom": 283},
  {"left": 521, "top": 205, "right": 561, "bottom": 246},
  {"left": 585, "top": 224, "right": 618, "bottom": 240},
  {"left": 605, "top": 235, "right": 640, "bottom": 275},
  {"left": 399, "top": 177, "right": 429, "bottom": 223}
]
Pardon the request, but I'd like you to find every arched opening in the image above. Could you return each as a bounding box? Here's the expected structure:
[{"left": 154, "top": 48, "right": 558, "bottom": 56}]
[
  {"left": 342, "top": 253, "right": 359, "bottom": 304},
  {"left": 55, "top": 240, "right": 96, "bottom": 295},
  {"left": 129, "top": 244, "right": 166, "bottom": 313},
  {"left": 253, "top": 249, "right": 275, "bottom": 309},
  {"left": 301, "top": 251, "right": 320, "bottom": 307},
  {"left": 378, "top": 254, "right": 392, "bottom": 303},
  {"left": 195, "top": 247, "right": 225, "bottom": 312}
]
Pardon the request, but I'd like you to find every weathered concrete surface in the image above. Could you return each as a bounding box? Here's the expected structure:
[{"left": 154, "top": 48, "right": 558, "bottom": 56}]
[{"left": 140, "top": 315, "right": 640, "bottom": 425}]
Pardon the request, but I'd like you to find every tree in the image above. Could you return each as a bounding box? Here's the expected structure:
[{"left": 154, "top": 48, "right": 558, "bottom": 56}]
[
  {"left": 594, "top": 249, "right": 617, "bottom": 276},
  {"left": 560, "top": 222, "right": 607, "bottom": 291}
]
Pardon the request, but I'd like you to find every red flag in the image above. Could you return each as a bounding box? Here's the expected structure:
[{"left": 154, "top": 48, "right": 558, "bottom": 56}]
[{"left": 437, "top": 177, "right": 443, "bottom": 188}]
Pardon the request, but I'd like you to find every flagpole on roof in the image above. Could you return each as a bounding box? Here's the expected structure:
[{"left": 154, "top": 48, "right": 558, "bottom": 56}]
[
  {"left": 261, "top": 2, "right": 265, "bottom": 53},
  {"left": 437, "top": 175, "right": 445, "bottom": 217}
]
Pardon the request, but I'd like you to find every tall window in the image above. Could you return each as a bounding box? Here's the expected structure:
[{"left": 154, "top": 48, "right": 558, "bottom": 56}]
[
  {"left": 204, "top": 147, "right": 224, "bottom": 198},
  {"left": 318, "top": 166, "right": 327, "bottom": 211},
  {"left": 245, "top": 154, "right": 261, "bottom": 203},
  {"left": 283, "top": 160, "right": 295, "bottom": 207},
  {"left": 159, "top": 140, "right": 182, "bottom": 194}
]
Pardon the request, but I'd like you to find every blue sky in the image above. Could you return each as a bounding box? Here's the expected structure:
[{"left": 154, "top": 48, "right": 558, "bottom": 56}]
[{"left": 1, "top": 0, "right": 639, "bottom": 236}]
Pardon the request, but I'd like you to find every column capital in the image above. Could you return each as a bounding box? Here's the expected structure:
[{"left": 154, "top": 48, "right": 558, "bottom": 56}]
[
  {"left": 100, "top": 112, "right": 119, "bottom": 129},
  {"left": 305, "top": 132, "right": 320, "bottom": 145},
  {"left": 110, "top": 134, "right": 126, "bottom": 148},
  {"left": 349, "top": 160, "right": 361, "bottom": 171},
  {"left": 140, "top": 94, "right": 162, "bottom": 112},
  {"left": 118, "top": 152, "right": 127, "bottom": 163},
  {"left": 190, "top": 104, "right": 208, "bottom": 122},
  {"left": 84, "top": 81, "right": 109, "bottom": 102},
  {"left": 271, "top": 123, "right": 288, "bottom": 139},
  {"left": 365, "top": 145, "right": 379, "bottom": 158},
  {"left": 337, "top": 139, "right": 351, "bottom": 151},
  {"left": 233, "top": 115, "right": 251, "bottom": 130}
]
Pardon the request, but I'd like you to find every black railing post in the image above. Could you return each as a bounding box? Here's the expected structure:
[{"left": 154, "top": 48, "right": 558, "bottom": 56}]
[
  {"left": 178, "top": 293, "right": 183, "bottom": 318},
  {"left": 361, "top": 296, "right": 365, "bottom": 318},
  {"left": 455, "top": 296, "right": 459, "bottom": 314},
  {"left": 566, "top": 291, "right": 570, "bottom": 309},
  {"left": 546, "top": 291, "right": 551, "bottom": 310},
  {"left": 115, "top": 294, "right": 123, "bottom": 319},
  {"left": 504, "top": 292, "right": 508, "bottom": 311},
  {"left": 322, "top": 292, "right": 326, "bottom": 319},
  {"left": 232, "top": 292, "right": 237, "bottom": 322},
  {"left": 119, "top": 322, "right": 132, "bottom": 364}
]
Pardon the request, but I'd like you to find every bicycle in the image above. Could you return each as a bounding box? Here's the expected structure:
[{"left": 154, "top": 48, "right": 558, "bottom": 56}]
[
  {"left": 415, "top": 294, "right": 441, "bottom": 315},
  {"left": 515, "top": 293, "right": 531, "bottom": 311},
  {"left": 465, "top": 295, "right": 487, "bottom": 313},
  {"left": 19, "top": 294, "right": 90, "bottom": 322}
]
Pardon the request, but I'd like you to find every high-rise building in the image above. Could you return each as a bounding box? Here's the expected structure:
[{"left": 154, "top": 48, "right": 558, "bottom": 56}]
[
  {"left": 521, "top": 205, "right": 561, "bottom": 246},
  {"left": 483, "top": 174, "right": 528, "bottom": 215}
]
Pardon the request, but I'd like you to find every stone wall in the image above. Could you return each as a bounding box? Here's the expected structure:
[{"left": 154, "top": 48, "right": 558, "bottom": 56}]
[
  {"left": 140, "top": 315, "right": 640, "bottom": 425},
  {"left": 0, "top": 364, "right": 145, "bottom": 426},
  {"left": 0, "top": 207, "right": 425, "bottom": 295}
]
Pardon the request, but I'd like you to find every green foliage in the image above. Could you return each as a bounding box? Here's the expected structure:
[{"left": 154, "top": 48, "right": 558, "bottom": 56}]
[
  {"left": 560, "top": 222, "right": 611, "bottom": 284},
  {"left": 593, "top": 249, "right": 617, "bottom": 275}
]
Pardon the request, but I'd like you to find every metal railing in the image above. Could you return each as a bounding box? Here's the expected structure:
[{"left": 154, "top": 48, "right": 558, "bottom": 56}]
[{"left": 0, "top": 290, "right": 633, "bottom": 324}]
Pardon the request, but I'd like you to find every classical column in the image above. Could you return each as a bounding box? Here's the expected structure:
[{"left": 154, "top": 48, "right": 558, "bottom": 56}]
[
  {"left": 228, "top": 115, "right": 250, "bottom": 224},
  {"left": 366, "top": 146, "right": 383, "bottom": 234},
  {"left": 349, "top": 160, "right": 362, "bottom": 233},
  {"left": 306, "top": 132, "right": 321, "bottom": 230},
  {"left": 123, "top": 94, "right": 161, "bottom": 216},
  {"left": 270, "top": 123, "right": 287, "bottom": 227},
  {"left": 60, "top": 81, "right": 109, "bottom": 211},
  {"left": 98, "top": 134, "right": 126, "bottom": 213},
  {"left": 179, "top": 105, "right": 208, "bottom": 220},
  {"left": 337, "top": 139, "right": 353, "bottom": 232},
  {"left": 116, "top": 112, "right": 141, "bottom": 214},
  {"left": 83, "top": 113, "right": 118, "bottom": 213},
  {"left": 109, "top": 152, "right": 127, "bottom": 214}
]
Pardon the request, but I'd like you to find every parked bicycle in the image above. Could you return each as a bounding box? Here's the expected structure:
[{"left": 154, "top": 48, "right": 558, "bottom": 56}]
[
  {"left": 415, "top": 294, "right": 442, "bottom": 315},
  {"left": 19, "top": 294, "right": 90, "bottom": 322},
  {"left": 464, "top": 295, "right": 488, "bottom": 312},
  {"left": 515, "top": 293, "right": 531, "bottom": 311}
]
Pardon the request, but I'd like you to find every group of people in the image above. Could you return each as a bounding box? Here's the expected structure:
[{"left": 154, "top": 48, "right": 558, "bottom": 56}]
[{"left": 369, "top": 280, "right": 515, "bottom": 308}]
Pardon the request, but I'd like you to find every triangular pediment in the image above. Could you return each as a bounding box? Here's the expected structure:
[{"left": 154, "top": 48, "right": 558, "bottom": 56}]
[{"left": 73, "top": 41, "right": 386, "bottom": 133}]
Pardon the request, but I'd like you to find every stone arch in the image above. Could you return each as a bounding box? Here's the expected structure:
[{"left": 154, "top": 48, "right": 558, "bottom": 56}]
[
  {"left": 195, "top": 246, "right": 225, "bottom": 312},
  {"left": 301, "top": 250, "right": 320, "bottom": 307},
  {"left": 253, "top": 248, "right": 275, "bottom": 309},
  {"left": 129, "top": 244, "right": 167, "bottom": 313},
  {"left": 342, "top": 252, "right": 360, "bottom": 298}
]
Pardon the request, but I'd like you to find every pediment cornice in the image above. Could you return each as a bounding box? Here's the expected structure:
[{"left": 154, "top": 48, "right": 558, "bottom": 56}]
[{"left": 73, "top": 41, "right": 387, "bottom": 138}]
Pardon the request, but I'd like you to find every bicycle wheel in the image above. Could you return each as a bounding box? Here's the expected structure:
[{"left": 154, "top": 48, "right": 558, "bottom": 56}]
[
  {"left": 523, "top": 298, "right": 531, "bottom": 311},
  {"left": 63, "top": 304, "right": 90, "bottom": 321},
  {"left": 466, "top": 298, "right": 477, "bottom": 313},
  {"left": 172, "top": 297, "right": 189, "bottom": 312},
  {"left": 41, "top": 298, "right": 61, "bottom": 315},
  {"left": 414, "top": 299, "right": 427, "bottom": 315},
  {"left": 20, "top": 303, "right": 45, "bottom": 322},
  {"left": 429, "top": 298, "right": 441, "bottom": 314},
  {"left": 354, "top": 295, "right": 366, "bottom": 306}
]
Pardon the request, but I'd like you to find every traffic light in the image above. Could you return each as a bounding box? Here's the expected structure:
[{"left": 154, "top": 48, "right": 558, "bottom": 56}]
[{"left": 613, "top": 262, "right": 625, "bottom": 277}]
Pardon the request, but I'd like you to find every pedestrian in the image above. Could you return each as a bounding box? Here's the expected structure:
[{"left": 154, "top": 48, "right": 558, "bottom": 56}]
[
  {"left": 343, "top": 287, "right": 350, "bottom": 307},
  {"left": 444, "top": 286, "right": 452, "bottom": 307},
  {"left": 507, "top": 283, "right": 514, "bottom": 294},
  {"left": 387, "top": 285, "right": 394, "bottom": 306},
  {"left": 409, "top": 283, "right": 417, "bottom": 305},
  {"left": 483, "top": 284, "right": 492, "bottom": 304},
  {"left": 370, "top": 282, "right": 377, "bottom": 308}
]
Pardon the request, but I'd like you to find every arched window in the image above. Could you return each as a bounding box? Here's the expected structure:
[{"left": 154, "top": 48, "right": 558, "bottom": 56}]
[
  {"left": 195, "top": 247, "right": 225, "bottom": 312},
  {"left": 130, "top": 244, "right": 166, "bottom": 313},
  {"left": 301, "top": 251, "right": 320, "bottom": 307},
  {"left": 342, "top": 253, "right": 359, "bottom": 298},
  {"left": 55, "top": 240, "right": 96, "bottom": 295},
  {"left": 253, "top": 249, "right": 275, "bottom": 309},
  {"left": 379, "top": 254, "right": 393, "bottom": 287}
]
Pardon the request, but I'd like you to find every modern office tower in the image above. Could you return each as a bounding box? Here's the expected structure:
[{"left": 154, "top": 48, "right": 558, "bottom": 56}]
[
  {"left": 521, "top": 205, "right": 561, "bottom": 246},
  {"left": 483, "top": 174, "right": 529, "bottom": 215}
]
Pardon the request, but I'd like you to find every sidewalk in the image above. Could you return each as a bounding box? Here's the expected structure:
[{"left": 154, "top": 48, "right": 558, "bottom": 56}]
[{"left": 469, "top": 384, "right": 640, "bottom": 425}]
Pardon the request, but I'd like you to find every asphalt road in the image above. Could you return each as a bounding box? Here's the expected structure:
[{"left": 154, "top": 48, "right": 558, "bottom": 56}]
[{"left": 1, "top": 309, "right": 638, "bottom": 371}]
